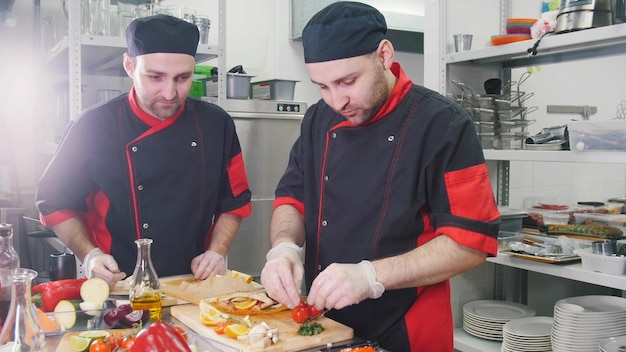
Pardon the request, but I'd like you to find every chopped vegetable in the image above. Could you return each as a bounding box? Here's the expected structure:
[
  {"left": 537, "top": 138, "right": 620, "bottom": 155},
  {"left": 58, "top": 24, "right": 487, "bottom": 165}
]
[
  {"left": 103, "top": 304, "right": 149, "bottom": 329},
  {"left": 36, "top": 308, "right": 61, "bottom": 333},
  {"left": 54, "top": 299, "right": 80, "bottom": 329},
  {"left": 80, "top": 278, "right": 110, "bottom": 303},
  {"left": 31, "top": 278, "right": 87, "bottom": 312},
  {"left": 297, "top": 321, "right": 324, "bottom": 336}
]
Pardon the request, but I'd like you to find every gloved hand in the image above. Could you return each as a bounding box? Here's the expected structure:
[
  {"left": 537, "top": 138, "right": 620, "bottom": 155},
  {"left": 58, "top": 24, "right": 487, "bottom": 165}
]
[
  {"left": 307, "top": 260, "right": 384, "bottom": 310},
  {"left": 83, "top": 248, "right": 126, "bottom": 287},
  {"left": 260, "top": 242, "right": 304, "bottom": 309},
  {"left": 191, "top": 250, "right": 226, "bottom": 279}
]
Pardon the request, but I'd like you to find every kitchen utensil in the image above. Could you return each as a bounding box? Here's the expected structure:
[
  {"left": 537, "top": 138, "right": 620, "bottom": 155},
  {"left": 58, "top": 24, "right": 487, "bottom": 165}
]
[
  {"left": 453, "top": 33, "right": 473, "bottom": 52},
  {"left": 484, "top": 78, "right": 502, "bottom": 95},
  {"left": 592, "top": 240, "right": 617, "bottom": 255},
  {"left": 555, "top": 0, "right": 612, "bottom": 33},
  {"left": 48, "top": 252, "right": 77, "bottom": 281}
]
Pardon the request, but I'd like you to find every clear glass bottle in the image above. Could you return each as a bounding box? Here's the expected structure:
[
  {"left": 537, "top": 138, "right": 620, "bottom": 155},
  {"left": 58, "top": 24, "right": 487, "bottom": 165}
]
[
  {"left": 0, "top": 224, "right": 19, "bottom": 324},
  {"left": 0, "top": 268, "right": 47, "bottom": 351},
  {"left": 129, "top": 238, "right": 161, "bottom": 322}
]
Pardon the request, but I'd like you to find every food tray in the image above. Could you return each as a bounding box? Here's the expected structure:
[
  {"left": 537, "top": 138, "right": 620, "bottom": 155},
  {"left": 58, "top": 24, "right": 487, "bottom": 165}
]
[
  {"left": 41, "top": 300, "right": 114, "bottom": 336},
  {"left": 500, "top": 250, "right": 581, "bottom": 264}
]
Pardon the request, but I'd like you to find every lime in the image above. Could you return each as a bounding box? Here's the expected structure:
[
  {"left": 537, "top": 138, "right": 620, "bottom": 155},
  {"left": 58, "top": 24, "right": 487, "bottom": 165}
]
[
  {"left": 78, "top": 330, "right": 109, "bottom": 340},
  {"left": 69, "top": 335, "right": 92, "bottom": 352}
]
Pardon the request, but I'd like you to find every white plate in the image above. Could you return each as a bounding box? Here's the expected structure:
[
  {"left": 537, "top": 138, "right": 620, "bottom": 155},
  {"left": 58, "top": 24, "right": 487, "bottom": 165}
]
[
  {"left": 464, "top": 300, "right": 536, "bottom": 322},
  {"left": 503, "top": 316, "right": 553, "bottom": 337},
  {"left": 598, "top": 335, "right": 626, "bottom": 352},
  {"left": 556, "top": 296, "right": 626, "bottom": 314}
]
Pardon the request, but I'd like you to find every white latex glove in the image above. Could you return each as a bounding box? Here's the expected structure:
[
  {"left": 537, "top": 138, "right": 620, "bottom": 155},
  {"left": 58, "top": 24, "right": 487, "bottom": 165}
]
[
  {"left": 307, "top": 260, "right": 384, "bottom": 310},
  {"left": 191, "top": 250, "right": 226, "bottom": 279},
  {"left": 83, "top": 248, "right": 126, "bottom": 287},
  {"left": 260, "top": 242, "right": 305, "bottom": 309}
]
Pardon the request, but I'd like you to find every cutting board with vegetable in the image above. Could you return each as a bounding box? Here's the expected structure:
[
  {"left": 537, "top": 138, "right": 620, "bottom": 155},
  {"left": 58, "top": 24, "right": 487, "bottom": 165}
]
[{"left": 171, "top": 304, "right": 354, "bottom": 352}]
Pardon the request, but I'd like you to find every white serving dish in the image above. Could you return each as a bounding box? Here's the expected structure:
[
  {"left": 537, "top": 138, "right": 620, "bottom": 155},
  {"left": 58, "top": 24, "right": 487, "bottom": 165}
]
[{"left": 574, "top": 248, "right": 626, "bottom": 275}]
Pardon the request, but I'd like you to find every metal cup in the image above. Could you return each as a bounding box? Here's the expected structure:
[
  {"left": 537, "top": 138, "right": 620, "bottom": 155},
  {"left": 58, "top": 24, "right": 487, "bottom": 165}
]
[
  {"left": 49, "top": 252, "right": 77, "bottom": 281},
  {"left": 453, "top": 33, "right": 473, "bottom": 52}
]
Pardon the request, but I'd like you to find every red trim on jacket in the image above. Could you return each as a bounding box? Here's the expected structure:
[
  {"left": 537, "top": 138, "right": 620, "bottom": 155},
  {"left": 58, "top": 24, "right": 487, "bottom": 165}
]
[
  {"left": 40, "top": 209, "right": 83, "bottom": 227},
  {"left": 330, "top": 62, "right": 413, "bottom": 131},
  {"left": 273, "top": 196, "right": 305, "bottom": 215},
  {"left": 227, "top": 152, "right": 250, "bottom": 197},
  {"left": 224, "top": 203, "right": 252, "bottom": 218},
  {"left": 84, "top": 190, "right": 113, "bottom": 253}
]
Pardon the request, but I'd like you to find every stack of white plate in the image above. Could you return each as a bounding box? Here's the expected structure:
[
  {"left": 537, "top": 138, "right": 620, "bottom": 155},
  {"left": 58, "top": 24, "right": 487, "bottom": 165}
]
[
  {"left": 462, "top": 300, "right": 536, "bottom": 341},
  {"left": 551, "top": 295, "right": 626, "bottom": 352},
  {"left": 598, "top": 335, "right": 626, "bottom": 352},
  {"left": 502, "top": 316, "right": 553, "bottom": 352}
]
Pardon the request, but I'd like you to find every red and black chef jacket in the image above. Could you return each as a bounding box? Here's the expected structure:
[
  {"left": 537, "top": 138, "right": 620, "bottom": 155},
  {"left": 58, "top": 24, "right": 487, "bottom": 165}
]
[
  {"left": 36, "top": 89, "right": 252, "bottom": 277},
  {"left": 274, "top": 63, "right": 500, "bottom": 351}
]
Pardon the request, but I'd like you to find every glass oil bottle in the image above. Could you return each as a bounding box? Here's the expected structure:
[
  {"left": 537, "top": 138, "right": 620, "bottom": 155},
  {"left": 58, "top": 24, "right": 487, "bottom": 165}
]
[{"left": 129, "top": 238, "right": 162, "bottom": 322}]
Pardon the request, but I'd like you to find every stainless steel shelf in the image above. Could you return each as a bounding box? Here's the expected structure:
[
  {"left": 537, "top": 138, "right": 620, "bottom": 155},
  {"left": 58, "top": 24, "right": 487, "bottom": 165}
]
[
  {"left": 483, "top": 149, "right": 626, "bottom": 164},
  {"left": 447, "top": 22, "right": 626, "bottom": 68},
  {"left": 487, "top": 254, "right": 626, "bottom": 291},
  {"left": 45, "top": 35, "right": 220, "bottom": 76}
]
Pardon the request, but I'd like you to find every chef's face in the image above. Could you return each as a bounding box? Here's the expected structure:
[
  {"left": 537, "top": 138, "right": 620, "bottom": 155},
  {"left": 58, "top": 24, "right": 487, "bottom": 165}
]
[
  {"left": 306, "top": 43, "right": 394, "bottom": 125},
  {"left": 124, "top": 52, "right": 195, "bottom": 120}
]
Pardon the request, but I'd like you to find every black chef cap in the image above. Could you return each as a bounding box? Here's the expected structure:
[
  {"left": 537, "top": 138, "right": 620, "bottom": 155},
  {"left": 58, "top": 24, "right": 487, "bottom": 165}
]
[
  {"left": 302, "top": 1, "right": 387, "bottom": 63},
  {"left": 126, "top": 14, "right": 199, "bottom": 57}
]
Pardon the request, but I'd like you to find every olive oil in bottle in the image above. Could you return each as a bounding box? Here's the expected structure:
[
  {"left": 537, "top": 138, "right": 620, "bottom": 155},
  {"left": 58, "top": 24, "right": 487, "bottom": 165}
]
[{"left": 129, "top": 238, "right": 162, "bottom": 322}]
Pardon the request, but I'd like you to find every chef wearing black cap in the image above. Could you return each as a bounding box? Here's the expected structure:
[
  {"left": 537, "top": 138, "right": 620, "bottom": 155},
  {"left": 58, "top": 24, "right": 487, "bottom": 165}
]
[
  {"left": 260, "top": 2, "right": 500, "bottom": 351},
  {"left": 36, "top": 15, "right": 252, "bottom": 286}
]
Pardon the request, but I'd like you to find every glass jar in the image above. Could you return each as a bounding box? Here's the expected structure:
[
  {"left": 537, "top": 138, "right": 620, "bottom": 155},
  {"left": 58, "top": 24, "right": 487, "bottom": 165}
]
[
  {"left": 0, "top": 224, "right": 19, "bottom": 324},
  {"left": 0, "top": 268, "right": 47, "bottom": 351},
  {"left": 129, "top": 238, "right": 161, "bottom": 322}
]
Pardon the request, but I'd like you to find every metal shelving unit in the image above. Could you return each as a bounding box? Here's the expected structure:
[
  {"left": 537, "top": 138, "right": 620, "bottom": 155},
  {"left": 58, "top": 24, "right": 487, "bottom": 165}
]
[
  {"left": 62, "top": 0, "right": 226, "bottom": 121},
  {"left": 425, "top": 1, "right": 626, "bottom": 351}
]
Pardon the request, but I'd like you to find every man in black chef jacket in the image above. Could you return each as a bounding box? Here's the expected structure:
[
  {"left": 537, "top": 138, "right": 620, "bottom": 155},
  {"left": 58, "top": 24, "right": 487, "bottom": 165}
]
[
  {"left": 36, "top": 15, "right": 252, "bottom": 286},
  {"left": 260, "top": 2, "right": 500, "bottom": 351}
]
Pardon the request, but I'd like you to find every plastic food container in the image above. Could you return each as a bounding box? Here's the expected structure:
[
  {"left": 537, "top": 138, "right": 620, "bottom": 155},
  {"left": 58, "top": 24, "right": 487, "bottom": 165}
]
[
  {"left": 568, "top": 120, "right": 626, "bottom": 151},
  {"left": 250, "top": 79, "right": 298, "bottom": 100},
  {"left": 543, "top": 212, "right": 570, "bottom": 225},
  {"left": 574, "top": 248, "right": 626, "bottom": 275},
  {"left": 573, "top": 213, "right": 626, "bottom": 233}
]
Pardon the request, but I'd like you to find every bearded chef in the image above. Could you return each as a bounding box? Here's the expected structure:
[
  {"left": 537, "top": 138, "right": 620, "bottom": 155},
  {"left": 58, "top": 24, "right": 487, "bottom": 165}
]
[
  {"left": 260, "top": 2, "right": 500, "bottom": 351},
  {"left": 36, "top": 14, "right": 252, "bottom": 286}
]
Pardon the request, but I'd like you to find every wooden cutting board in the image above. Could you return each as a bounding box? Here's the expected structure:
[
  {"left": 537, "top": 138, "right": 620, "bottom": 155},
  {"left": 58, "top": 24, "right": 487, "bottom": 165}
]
[{"left": 171, "top": 304, "right": 354, "bottom": 352}]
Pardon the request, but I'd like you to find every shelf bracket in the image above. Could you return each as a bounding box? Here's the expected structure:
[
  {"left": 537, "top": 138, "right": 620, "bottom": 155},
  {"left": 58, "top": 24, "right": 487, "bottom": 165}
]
[{"left": 547, "top": 104, "right": 597, "bottom": 120}]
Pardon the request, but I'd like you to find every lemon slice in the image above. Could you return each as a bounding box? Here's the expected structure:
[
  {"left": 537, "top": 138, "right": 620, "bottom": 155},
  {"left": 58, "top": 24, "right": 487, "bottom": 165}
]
[
  {"left": 231, "top": 270, "right": 254, "bottom": 283},
  {"left": 224, "top": 323, "right": 250, "bottom": 339},
  {"left": 234, "top": 298, "right": 257, "bottom": 310},
  {"left": 69, "top": 335, "right": 93, "bottom": 352},
  {"left": 199, "top": 300, "right": 225, "bottom": 326}
]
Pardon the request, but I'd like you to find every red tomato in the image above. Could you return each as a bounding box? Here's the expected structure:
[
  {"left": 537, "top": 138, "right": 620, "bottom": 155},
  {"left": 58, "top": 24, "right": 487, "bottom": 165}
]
[
  {"left": 173, "top": 326, "right": 188, "bottom": 342},
  {"left": 291, "top": 305, "right": 309, "bottom": 323},
  {"left": 120, "top": 336, "right": 136, "bottom": 349},
  {"left": 307, "top": 304, "right": 323, "bottom": 318},
  {"left": 89, "top": 339, "right": 111, "bottom": 352},
  {"left": 104, "top": 332, "right": 123, "bottom": 350}
]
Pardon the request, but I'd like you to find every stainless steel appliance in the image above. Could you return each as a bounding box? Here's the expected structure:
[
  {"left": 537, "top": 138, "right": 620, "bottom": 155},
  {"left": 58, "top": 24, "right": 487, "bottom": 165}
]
[
  {"left": 555, "top": 0, "right": 613, "bottom": 33},
  {"left": 221, "top": 99, "right": 307, "bottom": 278}
]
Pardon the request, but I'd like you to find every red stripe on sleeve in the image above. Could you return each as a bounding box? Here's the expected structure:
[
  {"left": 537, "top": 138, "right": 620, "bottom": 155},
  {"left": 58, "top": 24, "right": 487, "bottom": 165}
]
[
  {"left": 273, "top": 196, "right": 305, "bottom": 216},
  {"left": 40, "top": 209, "right": 84, "bottom": 227},
  {"left": 225, "top": 202, "right": 252, "bottom": 218},
  {"left": 444, "top": 163, "right": 499, "bottom": 222},
  {"left": 227, "top": 152, "right": 250, "bottom": 197}
]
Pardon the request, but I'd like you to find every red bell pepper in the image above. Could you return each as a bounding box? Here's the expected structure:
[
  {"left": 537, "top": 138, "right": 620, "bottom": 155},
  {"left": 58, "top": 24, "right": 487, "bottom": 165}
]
[
  {"left": 131, "top": 322, "right": 191, "bottom": 352},
  {"left": 31, "top": 278, "right": 87, "bottom": 312}
]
